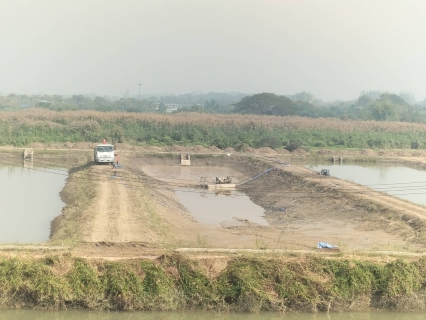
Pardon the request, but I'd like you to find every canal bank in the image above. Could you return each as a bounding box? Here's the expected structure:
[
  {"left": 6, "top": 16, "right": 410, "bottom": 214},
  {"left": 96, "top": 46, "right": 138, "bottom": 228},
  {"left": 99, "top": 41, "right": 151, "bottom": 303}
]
[{"left": 0, "top": 253, "right": 425, "bottom": 312}]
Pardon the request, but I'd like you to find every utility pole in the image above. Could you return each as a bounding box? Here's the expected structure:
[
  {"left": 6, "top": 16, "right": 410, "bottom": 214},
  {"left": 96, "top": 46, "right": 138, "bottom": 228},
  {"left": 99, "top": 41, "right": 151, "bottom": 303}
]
[{"left": 138, "top": 83, "right": 141, "bottom": 101}]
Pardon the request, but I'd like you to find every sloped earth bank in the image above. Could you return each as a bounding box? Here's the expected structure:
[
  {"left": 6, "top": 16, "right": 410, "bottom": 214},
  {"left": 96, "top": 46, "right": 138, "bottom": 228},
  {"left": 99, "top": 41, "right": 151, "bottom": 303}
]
[{"left": 48, "top": 151, "right": 426, "bottom": 255}]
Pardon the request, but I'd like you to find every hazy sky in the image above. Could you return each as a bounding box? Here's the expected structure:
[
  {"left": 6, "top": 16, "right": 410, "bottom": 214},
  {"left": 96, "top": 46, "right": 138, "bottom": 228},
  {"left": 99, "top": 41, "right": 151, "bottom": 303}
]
[{"left": 1, "top": 0, "right": 426, "bottom": 101}]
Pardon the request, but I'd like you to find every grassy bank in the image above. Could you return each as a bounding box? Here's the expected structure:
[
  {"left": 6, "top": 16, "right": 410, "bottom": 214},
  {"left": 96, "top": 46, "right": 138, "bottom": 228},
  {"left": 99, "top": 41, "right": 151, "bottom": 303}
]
[
  {"left": 50, "top": 163, "right": 97, "bottom": 245},
  {"left": 3, "top": 109, "right": 426, "bottom": 150},
  {"left": 1, "top": 254, "right": 426, "bottom": 312}
]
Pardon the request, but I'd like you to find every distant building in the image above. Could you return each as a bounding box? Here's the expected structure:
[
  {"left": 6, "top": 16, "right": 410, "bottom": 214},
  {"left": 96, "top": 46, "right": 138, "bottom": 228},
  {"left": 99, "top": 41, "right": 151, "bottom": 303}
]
[{"left": 165, "top": 103, "right": 182, "bottom": 113}]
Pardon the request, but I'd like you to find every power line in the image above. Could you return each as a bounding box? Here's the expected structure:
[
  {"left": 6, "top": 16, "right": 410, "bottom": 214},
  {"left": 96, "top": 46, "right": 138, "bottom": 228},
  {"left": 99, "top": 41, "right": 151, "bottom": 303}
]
[
  {"left": 0, "top": 164, "right": 416, "bottom": 203},
  {"left": 3, "top": 154, "right": 426, "bottom": 201},
  {"left": 8, "top": 150, "right": 426, "bottom": 192}
]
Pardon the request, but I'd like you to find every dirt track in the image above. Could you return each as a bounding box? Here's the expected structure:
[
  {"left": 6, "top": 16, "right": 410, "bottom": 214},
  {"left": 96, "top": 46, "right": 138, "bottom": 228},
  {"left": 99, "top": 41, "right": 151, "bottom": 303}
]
[{"left": 88, "top": 174, "right": 135, "bottom": 242}]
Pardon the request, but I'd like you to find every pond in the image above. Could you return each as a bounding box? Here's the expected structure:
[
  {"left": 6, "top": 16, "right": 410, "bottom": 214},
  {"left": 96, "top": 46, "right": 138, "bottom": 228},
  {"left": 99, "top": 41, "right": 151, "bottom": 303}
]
[
  {"left": 175, "top": 187, "right": 267, "bottom": 226},
  {"left": 140, "top": 165, "right": 267, "bottom": 226},
  {"left": 0, "top": 163, "right": 67, "bottom": 243},
  {"left": 306, "top": 163, "right": 426, "bottom": 206}
]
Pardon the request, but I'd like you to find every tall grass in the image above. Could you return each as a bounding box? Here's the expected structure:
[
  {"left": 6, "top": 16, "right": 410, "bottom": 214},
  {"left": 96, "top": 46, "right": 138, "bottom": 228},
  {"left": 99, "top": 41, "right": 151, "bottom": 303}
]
[
  {"left": 2, "top": 109, "right": 426, "bottom": 149},
  {"left": 0, "top": 254, "right": 426, "bottom": 312}
]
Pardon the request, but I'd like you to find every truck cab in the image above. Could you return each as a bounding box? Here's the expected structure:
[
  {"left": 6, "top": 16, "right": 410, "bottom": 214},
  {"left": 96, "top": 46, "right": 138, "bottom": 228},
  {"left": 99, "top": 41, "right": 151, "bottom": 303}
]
[{"left": 94, "top": 144, "right": 115, "bottom": 164}]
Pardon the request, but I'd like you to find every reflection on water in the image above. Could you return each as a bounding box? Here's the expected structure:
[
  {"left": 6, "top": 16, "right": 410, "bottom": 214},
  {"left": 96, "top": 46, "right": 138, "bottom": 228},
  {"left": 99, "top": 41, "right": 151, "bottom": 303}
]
[
  {"left": 306, "top": 163, "right": 426, "bottom": 206},
  {"left": 23, "top": 159, "right": 33, "bottom": 169},
  {"left": 0, "top": 310, "right": 425, "bottom": 320},
  {"left": 141, "top": 165, "right": 243, "bottom": 185},
  {"left": 175, "top": 188, "right": 267, "bottom": 226},
  {"left": 0, "top": 164, "right": 67, "bottom": 243}
]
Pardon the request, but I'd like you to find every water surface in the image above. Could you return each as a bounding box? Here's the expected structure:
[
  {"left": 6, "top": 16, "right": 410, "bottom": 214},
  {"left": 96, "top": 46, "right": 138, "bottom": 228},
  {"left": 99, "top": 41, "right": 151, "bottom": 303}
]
[
  {"left": 0, "top": 310, "right": 425, "bottom": 320},
  {"left": 141, "top": 165, "right": 243, "bottom": 185},
  {"left": 142, "top": 165, "right": 265, "bottom": 226},
  {"left": 306, "top": 163, "right": 426, "bottom": 206},
  {"left": 175, "top": 188, "right": 267, "bottom": 226},
  {"left": 0, "top": 163, "right": 67, "bottom": 243}
]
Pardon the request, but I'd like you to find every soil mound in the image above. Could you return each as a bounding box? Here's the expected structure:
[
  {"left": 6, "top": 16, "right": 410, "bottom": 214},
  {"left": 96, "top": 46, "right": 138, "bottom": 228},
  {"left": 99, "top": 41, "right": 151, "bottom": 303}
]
[
  {"left": 276, "top": 149, "right": 290, "bottom": 155},
  {"left": 255, "top": 147, "right": 276, "bottom": 154}
]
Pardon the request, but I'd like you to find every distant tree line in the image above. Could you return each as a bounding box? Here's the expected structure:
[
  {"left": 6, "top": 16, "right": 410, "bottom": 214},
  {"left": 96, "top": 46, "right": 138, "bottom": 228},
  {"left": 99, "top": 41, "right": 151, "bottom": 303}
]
[
  {"left": 3, "top": 90, "right": 426, "bottom": 124},
  {"left": 232, "top": 92, "right": 426, "bottom": 123},
  {"left": 0, "top": 92, "right": 244, "bottom": 114}
]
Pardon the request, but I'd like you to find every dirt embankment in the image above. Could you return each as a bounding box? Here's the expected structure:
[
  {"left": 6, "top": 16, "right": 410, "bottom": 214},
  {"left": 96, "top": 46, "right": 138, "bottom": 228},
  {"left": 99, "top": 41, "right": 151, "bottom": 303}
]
[
  {"left": 4, "top": 146, "right": 426, "bottom": 256},
  {"left": 47, "top": 151, "right": 426, "bottom": 256}
]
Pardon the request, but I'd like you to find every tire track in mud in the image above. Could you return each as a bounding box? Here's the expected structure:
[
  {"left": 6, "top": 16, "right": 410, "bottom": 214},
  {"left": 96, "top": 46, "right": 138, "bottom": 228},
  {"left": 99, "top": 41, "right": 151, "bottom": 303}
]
[
  {"left": 83, "top": 162, "right": 180, "bottom": 245},
  {"left": 88, "top": 171, "right": 141, "bottom": 242}
]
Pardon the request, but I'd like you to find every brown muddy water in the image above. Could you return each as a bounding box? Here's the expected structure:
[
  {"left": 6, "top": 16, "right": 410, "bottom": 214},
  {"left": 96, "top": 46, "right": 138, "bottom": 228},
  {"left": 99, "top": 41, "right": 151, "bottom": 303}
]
[
  {"left": 141, "top": 165, "right": 267, "bottom": 226},
  {"left": 306, "top": 163, "right": 426, "bottom": 206},
  {"left": 175, "top": 188, "right": 267, "bottom": 226},
  {"left": 0, "top": 310, "right": 424, "bottom": 320},
  {"left": 0, "top": 164, "right": 67, "bottom": 243}
]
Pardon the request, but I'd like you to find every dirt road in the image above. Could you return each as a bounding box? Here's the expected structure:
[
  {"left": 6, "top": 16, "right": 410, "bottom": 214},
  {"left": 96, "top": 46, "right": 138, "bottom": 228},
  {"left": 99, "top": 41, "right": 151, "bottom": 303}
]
[
  {"left": 88, "top": 175, "right": 135, "bottom": 242},
  {"left": 84, "top": 165, "right": 151, "bottom": 243}
]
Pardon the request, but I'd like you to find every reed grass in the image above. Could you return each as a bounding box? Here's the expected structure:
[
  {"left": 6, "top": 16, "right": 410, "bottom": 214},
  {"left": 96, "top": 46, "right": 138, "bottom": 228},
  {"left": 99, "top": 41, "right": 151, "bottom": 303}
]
[{"left": 2, "top": 109, "right": 426, "bottom": 150}]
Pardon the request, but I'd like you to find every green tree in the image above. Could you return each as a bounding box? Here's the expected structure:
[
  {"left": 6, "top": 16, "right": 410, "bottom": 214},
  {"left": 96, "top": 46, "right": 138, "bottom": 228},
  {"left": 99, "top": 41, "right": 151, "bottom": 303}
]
[
  {"left": 233, "top": 93, "right": 318, "bottom": 117},
  {"left": 368, "top": 98, "right": 399, "bottom": 121}
]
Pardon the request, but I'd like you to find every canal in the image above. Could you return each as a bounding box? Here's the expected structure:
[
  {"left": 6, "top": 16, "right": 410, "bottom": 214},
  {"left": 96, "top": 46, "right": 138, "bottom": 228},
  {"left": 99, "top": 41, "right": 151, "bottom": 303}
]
[
  {"left": 0, "top": 164, "right": 67, "bottom": 243},
  {"left": 0, "top": 310, "right": 424, "bottom": 320}
]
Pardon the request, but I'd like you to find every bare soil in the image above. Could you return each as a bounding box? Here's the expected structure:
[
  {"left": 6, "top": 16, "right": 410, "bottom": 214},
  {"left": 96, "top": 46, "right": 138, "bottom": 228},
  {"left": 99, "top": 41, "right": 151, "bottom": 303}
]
[
  {"left": 3, "top": 146, "right": 426, "bottom": 258},
  {"left": 56, "top": 151, "right": 426, "bottom": 255}
]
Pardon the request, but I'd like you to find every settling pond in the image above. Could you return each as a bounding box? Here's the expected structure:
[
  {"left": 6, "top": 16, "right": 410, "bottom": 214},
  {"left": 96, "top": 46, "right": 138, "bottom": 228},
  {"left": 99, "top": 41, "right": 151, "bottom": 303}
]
[
  {"left": 141, "top": 165, "right": 268, "bottom": 226},
  {"left": 142, "top": 163, "right": 426, "bottom": 227},
  {"left": 0, "top": 164, "right": 67, "bottom": 243},
  {"left": 0, "top": 310, "right": 425, "bottom": 320},
  {"left": 306, "top": 163, "right": 426, "bottom": 206}
]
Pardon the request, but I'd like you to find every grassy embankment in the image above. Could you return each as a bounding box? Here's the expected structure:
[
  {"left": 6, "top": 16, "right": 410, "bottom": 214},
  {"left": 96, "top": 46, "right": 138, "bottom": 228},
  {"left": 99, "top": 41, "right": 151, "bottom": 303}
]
[
  {"left": 2, "top": 109, "right": 426, "bottom": 150},
  {"left": 0, "top": 254, "right": 426, "bottom": 312},
  {"left": 49, "top": 162, "right": 97, "bottom": 245}
]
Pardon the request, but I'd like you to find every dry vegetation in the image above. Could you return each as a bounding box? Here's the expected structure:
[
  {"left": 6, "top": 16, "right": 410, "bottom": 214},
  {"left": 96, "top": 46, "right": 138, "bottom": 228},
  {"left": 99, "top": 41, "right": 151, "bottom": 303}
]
[
  {"left": 2, "top": 109, "right": 426, "bottom": 150},
  {"left": 3, "top": 108, "right": 426, "bottom": 131}
]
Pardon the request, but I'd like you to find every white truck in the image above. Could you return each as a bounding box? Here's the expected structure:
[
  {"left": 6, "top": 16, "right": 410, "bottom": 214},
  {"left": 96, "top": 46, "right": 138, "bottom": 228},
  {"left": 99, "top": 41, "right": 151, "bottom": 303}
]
[{"left": 94, "top": 144, "right": 115, "bottom": 164}]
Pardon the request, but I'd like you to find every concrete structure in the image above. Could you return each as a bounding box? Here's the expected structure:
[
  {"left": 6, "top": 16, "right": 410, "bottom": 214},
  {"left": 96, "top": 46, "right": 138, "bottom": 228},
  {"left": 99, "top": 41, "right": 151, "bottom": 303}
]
[
  {"left": 165, "top": 103, "right": 182, "bottom": 113},
  {"left": 23, "top": 148, "right": 33, "bottom": 160},
  {"left": 207, "top": 183, "right": 237, "bottom": 190},
  {"left": 332, "top": 156, "right": 343, "bottom": 164},
  {"left": 181, "top": 153, "right": 191, "bottom": 166}
]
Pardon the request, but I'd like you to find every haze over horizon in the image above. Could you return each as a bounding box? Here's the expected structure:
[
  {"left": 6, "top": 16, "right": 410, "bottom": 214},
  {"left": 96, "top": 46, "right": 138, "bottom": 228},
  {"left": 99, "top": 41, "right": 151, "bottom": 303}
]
[{"left": 1, "top": 0, "right": 426, "bottom": 102}]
